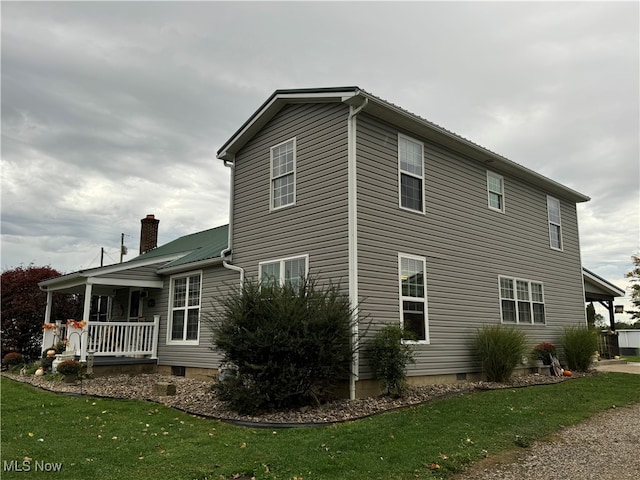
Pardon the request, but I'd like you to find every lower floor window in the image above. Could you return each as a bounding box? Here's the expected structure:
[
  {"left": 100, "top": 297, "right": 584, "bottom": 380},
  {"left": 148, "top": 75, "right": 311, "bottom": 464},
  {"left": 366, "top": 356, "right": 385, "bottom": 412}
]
[
  {"left": 499, "top": 276, "right": 545, "bottom": 324},
  {"left": 399, "top": 254, "right": 429, "bottom": 342},
  {"left": 259, "top": 255, "right": 308, "bottom": 289},
  {"left": 169, "top": 272, "right": 201, "bottom": 342}
]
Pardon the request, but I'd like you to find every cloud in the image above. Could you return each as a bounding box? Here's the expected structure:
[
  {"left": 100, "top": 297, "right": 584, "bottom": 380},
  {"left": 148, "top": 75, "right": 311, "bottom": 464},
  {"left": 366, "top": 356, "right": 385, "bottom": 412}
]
[{"left": 1, "top": 0, "right": 638, "bottom": 319}]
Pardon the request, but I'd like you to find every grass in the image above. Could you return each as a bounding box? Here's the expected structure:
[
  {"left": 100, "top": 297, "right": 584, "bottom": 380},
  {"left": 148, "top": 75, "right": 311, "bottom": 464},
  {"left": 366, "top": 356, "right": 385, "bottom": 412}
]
[
  {"left": 622, "top": 354, "right": 640, "bottom": 363},
  {"left": 1, "top": 373, "right": 639, "bottom": 479}
]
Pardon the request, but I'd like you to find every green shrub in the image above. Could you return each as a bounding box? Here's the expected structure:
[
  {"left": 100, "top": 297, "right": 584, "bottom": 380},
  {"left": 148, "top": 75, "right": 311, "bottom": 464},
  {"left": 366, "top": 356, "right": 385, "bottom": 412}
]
[
  {"left": 473, "top": 325, "right": 527, "bottom": 382},
  {"left": 2, "top": 352, "right": 24, "bottom": 366},
  {"left": 210, "top": 277, "right": 356, "bottom": 414},
  {"left": 561, "top": 326, "right": 598, "bottom": 371},
  {"left": 367, "top": 325, "right": 415, "bottom": 397}
]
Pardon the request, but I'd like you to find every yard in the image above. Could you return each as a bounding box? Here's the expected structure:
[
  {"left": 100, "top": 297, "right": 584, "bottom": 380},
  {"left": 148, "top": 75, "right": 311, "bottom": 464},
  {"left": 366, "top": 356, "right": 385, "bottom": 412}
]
[{"left": 1, "top": 373, "right": 639, "bottom": 479}]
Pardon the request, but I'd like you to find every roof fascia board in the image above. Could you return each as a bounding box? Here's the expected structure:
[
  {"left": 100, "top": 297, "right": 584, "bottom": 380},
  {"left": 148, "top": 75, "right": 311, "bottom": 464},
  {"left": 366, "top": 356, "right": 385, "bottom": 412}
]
[
  {"left": 583, "top": 268, "right": 625, "bottom": 297},
  {"left": 217, "top": 87, "right": 359, "bottom": 161},
  {"left": 87, "top": 278, "right": 164, "bottom": 289},
  {"left": 39, "top": 274, "right": 87, "bottom": 291},
  {"left": 157, "top": 257, "right": 223, "bottom": 275}
]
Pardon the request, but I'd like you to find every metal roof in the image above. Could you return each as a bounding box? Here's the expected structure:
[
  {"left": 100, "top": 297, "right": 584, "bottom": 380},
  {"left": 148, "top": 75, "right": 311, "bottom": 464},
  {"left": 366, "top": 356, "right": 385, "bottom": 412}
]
[{"left": 217, "top": 86, "right": 590, "bottom": 203}]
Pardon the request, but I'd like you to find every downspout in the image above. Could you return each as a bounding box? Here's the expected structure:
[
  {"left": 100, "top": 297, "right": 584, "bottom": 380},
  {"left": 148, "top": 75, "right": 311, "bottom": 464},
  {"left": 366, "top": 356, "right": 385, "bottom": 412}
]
[
  {"left": 347, "top": 96, "right": 368, "bottom": 400},
  {"left": 221, "top": 157, "right": 245, "bottom": 287}
]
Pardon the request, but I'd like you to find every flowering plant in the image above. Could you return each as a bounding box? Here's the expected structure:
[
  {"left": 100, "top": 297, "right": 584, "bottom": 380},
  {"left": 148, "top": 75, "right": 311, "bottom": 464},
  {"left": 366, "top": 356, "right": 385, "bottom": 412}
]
[
  {"left": 66, "top": 320, "right": 87, "bottom": 329},
  {"left": 42, "top": 323, "right": 56, "bottom": 330},
  {"left": 533, "top": 342, "right": 557, "bottom": 362}
]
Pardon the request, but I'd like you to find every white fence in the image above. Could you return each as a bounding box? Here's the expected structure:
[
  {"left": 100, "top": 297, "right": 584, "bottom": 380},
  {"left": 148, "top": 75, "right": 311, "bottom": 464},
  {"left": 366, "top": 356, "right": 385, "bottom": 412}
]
[
  {"left": 42, "top": 316, "right": 159, "bottom": 361},
  {"left": 618, "top": 330, "right": 640, "bottom": 350}
]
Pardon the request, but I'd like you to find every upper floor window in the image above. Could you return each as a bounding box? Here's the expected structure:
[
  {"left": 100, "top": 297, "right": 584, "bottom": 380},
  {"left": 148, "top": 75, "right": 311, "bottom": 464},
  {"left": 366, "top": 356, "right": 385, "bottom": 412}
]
[
  {"left": 487, "top": 171, "right": 505, "bottom": 212},
  {"left": 168, "top": 272, "right": 201, "bottom": 343},
  {"left": 547, "top": 196, "right": 562, "bottom": 250},
  {"left": 259, "top": 255, "right": 308, "bottom": 290},
  {"left": 271, "top": 138, "right": 296, "bottom": 210},
  {"left": 398, "top": 134, "right": 424, "bottom": 213},
  {"left": 499, "top": 276, "right": 545, "bottom": 324},
  {"left": 399, "top": 253, "right": 429, "bottom": 342}
]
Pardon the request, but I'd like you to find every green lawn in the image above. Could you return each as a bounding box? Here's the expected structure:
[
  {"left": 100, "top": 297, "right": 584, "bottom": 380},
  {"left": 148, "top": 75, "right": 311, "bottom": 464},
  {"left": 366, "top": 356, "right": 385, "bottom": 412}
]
[{"left": 1, "top": 373, "right": 639, "bottom": 480}]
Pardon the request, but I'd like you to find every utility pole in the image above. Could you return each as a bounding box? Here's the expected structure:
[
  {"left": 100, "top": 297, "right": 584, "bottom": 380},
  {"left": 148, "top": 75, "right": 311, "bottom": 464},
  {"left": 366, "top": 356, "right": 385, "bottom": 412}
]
[
  {"left": 100, "top": 247, "right": 104, "bottom": 267},
  {"left": 120, "top": 233, "right": 127, "bottom": 263}
]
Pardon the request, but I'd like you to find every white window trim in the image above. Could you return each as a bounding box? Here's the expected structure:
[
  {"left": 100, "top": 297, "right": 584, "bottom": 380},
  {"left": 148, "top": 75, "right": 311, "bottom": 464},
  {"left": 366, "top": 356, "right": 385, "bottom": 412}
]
[
  {"left": 398, "top": 133, "right": 425, "bottom": 214},
  {"left": 498, "top": 276, "right": 546, "bottom": 325},
  {"left": 166, "top": 270, "right": 202, "bottom": 345},
  {"left": 487, "top": 171, "right": 505, "bottom": 213},
  {"left": 398, "top": 253, "right": 430, "bottom": 344},
  {"left": 259, "top": 254, "right": 309, "bottom": 286},
  {"left": 547, "top": 195, "right": 563, "bottom": 251},
  {"left": 270, "top": 137, "right": 297, "bottom": 211}
]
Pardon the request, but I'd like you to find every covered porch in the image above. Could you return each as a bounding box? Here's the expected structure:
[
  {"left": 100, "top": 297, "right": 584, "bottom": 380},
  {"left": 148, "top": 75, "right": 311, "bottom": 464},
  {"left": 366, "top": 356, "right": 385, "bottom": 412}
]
[
  {"left": 583, "top": 268, "right": 626, "bottom": 359},
  {"left": 39, "top": 263, "right": 164, "bottom": 363}
]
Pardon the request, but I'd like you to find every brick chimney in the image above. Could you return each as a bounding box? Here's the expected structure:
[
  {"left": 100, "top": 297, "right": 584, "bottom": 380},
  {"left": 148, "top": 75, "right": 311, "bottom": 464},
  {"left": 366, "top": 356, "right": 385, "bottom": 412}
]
[{"left": 139, "top": 214, "right": 159, "bottom": 254}]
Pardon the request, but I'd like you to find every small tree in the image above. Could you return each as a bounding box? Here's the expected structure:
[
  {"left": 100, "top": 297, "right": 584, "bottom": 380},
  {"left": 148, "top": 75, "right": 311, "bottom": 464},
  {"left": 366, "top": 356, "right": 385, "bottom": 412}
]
[
  {"left": 210, "top": 277, "right": 356, "bottom": 414},
  {"left": 367, "top": 325, "right": 415, "bottom": 397},
  {"left": 1, "top": 265, "right": 82, "bottom": 361},
  {"left": 626, "top": 254, "right": 640, "bottom": 320}
]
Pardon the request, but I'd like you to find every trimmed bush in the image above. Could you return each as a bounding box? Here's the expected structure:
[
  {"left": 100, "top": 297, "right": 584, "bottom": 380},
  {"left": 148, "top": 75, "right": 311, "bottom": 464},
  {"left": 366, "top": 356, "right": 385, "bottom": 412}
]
[
  {"left": 2, "top": 352, "right": 24, "bottom": 367},
  {"left": 473, "top": 325, "right": 527, "bottom": 382},
  {"left": 210, "top": 277, "right": 356, "bottom": 414},
  {"left": 367, "top": 325, "right": 415, "bottom": 397},
  {"left": 56, "top": 359, "right": 82, "bottom": 376},
  {"left": 561, "top": 326, "right": 598, "bottom": 371}
]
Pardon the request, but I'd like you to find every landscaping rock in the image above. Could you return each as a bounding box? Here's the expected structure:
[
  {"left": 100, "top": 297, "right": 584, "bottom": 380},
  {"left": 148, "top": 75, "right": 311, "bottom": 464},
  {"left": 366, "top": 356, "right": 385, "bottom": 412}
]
[{"left": 153, "top": 381, "right": 176, "bottom": 396}]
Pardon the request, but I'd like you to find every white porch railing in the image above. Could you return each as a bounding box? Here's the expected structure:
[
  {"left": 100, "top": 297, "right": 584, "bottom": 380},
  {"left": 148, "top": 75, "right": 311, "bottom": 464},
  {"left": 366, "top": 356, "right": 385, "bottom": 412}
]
[{"left": 42, "top": 316, "right": 159, "bottom": 361}]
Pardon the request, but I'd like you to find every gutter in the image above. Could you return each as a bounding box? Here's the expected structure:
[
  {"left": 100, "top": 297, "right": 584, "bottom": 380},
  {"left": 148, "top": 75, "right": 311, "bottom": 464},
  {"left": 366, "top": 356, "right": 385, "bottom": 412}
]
[
  {"left": 347, "top": 95, "right": 368, "bottom": 400},
  {"left": 221, "top": 158, "right": 245, "bottom": 287}
]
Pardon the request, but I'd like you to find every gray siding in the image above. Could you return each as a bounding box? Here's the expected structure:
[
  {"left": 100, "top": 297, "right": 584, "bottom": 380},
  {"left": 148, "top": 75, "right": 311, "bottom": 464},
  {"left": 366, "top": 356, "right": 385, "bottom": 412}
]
[
  {"left": 155, "top": 265, "right": 239, "bottom": 369},
  {"left": 356, "top": 113, "right": 586, "bottom": 377},
  {"left": 232, "top": 102, "right": 350, "bottom": 285}
]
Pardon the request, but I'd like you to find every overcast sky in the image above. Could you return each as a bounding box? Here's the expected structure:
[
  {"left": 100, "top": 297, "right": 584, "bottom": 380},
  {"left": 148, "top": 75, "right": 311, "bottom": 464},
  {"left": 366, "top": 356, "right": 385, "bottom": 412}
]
[{"left": 2, "top": 1, "right": 638, "bottom": 320}]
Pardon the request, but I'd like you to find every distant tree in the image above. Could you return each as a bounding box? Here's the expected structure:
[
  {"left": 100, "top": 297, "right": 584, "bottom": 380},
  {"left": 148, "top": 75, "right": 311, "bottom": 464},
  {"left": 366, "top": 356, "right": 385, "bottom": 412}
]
[
  {"left": 626, "top": 254, "right": 640, "bottom": 320},
  {"left": 1, "top": 265, "right": 82, "bottom": 361},
  {"left": 586, "top": 303, "right": 597, "bottom": 328}
]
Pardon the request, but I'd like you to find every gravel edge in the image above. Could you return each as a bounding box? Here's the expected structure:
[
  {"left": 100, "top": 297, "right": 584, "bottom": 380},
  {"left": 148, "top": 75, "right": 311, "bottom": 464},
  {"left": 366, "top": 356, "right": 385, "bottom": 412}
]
[{"left": 2, "top": 371, "right": 579, "bottom": 426}]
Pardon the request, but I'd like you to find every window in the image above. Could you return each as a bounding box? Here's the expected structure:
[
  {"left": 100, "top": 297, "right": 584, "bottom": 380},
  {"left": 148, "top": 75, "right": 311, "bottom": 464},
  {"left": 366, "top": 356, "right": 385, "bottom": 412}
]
[
  {"left": 259, "top": 255, "right": 308, "bottom": 289},
  {"left": 399, "top": 254, "right": 429, "bottom": 342},
  {"left": 90, "top": 296, "right": 111, "bottom": 322},
  {"left": 271, "top": 138, "right": 296, "bottom": 210},
  {"left": 398, "top": 135, "right": 424, "bottom": 213},
  {"left": 547, "top": 196, "right": 562, "bottom": 250},
  {"left": 129, "top": 290, "right": 142, "bottom": 320},
  {"left": 168, "top": 272, "right": 201, "bottom": 343},
  {"left": 499, "top": 276, "right": 545, "bottom": 324},
  {"left": 487, "top": 171, "right": 505, "bottom": 212}
]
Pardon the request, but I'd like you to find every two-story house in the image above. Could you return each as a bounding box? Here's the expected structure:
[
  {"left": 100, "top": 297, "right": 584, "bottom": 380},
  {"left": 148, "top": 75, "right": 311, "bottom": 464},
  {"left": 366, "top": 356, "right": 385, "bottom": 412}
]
[{"left": 40, "top": 87, "right": 596, "bottom": 397}]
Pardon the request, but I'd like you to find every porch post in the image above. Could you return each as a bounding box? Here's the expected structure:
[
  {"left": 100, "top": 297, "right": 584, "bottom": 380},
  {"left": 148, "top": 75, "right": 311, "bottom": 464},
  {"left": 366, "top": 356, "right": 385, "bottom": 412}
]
[
  {"left": 151, "top": 315, "right": 160, "bottom": 359},
  {"left": 80, "top": 283, "right": 93, "bottom": 362},
  {"left": 41, "top": 291, "right": 53, "bottom": 354}
]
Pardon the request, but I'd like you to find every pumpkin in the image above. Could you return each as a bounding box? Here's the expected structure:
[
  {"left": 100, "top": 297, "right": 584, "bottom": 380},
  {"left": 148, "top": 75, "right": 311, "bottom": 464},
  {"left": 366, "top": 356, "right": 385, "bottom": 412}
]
[{"left": 563, "top": 370, "right": 573, "bottom": 377}]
